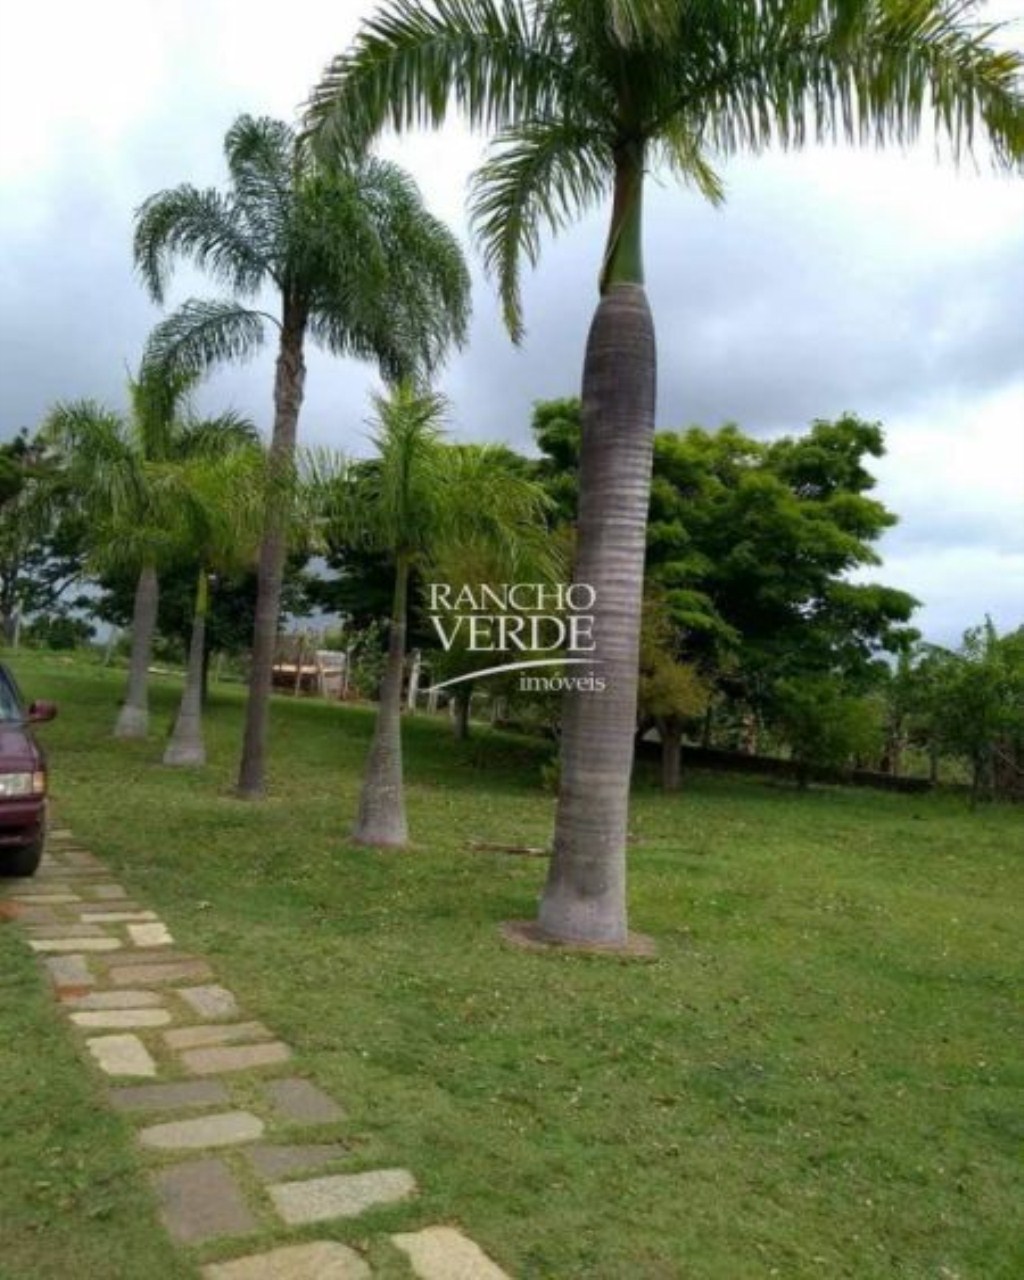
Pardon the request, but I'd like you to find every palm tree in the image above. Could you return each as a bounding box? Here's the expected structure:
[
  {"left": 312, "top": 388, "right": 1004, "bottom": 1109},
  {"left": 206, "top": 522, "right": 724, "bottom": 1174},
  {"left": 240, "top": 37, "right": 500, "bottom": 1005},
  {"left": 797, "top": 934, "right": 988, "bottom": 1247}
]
[
  {"left": 156, "top": 424, "right": 264, "bottom": 767},
  {"left": 308, "top": 0, "right": 1024, "bottom": 945},
  {"left": 134, "top": 114, "right": 471, "bottom": 799},
  {"left": 335, "top": 383, "right": 550, "bottom": 846},
  {"left": 44, "top": 367, "right": 201, "bottom": 738}
]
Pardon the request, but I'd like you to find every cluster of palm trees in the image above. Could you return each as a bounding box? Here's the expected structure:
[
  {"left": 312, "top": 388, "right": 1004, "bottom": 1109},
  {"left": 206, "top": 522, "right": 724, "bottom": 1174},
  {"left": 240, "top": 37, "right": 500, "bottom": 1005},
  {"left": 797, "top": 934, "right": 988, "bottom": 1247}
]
[
  {"left": 55, "top": 1, "right": 1024, "bottom": 948},
  {"left": 44, "top": 371, "right": 264, "bottom": 766}
]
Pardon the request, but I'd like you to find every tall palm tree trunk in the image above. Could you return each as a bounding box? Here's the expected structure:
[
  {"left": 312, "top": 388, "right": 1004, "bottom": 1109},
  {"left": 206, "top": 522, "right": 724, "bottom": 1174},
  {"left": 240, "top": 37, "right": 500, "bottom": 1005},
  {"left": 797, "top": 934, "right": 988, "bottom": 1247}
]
[
  {"left": 114, "top": 562, "right": 160, "bottom": 739},
  {"left": 659, "top": 719, "right": 682, "bottom": 793},
  {"left": 237, "top": 308, "right": 307, "bottom": 798},
  {"left": 539, "top": 152, "right": 655, "bottom": 945},
  {"left": 353, "top": 554, "right": 409, "bottom": 846},
  {"left": 165, "top": 569, "right": 209, "bottom": 767}
]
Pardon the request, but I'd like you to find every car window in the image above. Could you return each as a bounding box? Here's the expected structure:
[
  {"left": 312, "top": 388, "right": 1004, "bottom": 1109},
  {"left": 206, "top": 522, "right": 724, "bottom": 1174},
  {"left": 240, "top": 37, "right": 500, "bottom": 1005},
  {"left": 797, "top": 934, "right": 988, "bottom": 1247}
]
[{"left": 0, "top": 670, "right": 23, "bottom": 722}]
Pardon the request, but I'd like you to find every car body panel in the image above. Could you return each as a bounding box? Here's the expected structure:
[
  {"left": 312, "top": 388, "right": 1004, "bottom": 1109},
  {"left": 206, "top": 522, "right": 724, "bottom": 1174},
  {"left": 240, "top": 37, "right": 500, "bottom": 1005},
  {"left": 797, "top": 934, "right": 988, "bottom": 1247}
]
[{"left": 0, "top": 665, "right": 49, "bottom": 849}]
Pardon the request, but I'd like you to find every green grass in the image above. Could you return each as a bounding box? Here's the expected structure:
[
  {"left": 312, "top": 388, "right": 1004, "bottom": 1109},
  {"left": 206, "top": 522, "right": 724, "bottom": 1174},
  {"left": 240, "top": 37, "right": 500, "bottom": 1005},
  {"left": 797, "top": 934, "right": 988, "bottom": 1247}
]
[
  {"left": 4, "top": 650, "right": 1023, "bottom": 1279},
  {"left": 0, "top": 917, "right": 195, "bottom": 1280}
]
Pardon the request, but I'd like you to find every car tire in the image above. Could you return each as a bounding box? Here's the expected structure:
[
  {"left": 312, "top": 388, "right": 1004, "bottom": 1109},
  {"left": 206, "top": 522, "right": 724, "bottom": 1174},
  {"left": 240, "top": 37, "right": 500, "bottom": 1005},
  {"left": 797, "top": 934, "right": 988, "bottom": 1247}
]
[{"left": 1, "top": 836, "right": 44, "bottom": 878}]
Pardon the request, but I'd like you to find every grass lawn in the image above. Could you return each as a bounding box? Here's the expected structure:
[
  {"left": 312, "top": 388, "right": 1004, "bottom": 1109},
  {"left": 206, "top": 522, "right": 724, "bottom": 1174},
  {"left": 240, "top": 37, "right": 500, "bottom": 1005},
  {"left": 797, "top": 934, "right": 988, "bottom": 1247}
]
[{"left": 3, "top": 650, "right": 1022, "bottom": 1279}]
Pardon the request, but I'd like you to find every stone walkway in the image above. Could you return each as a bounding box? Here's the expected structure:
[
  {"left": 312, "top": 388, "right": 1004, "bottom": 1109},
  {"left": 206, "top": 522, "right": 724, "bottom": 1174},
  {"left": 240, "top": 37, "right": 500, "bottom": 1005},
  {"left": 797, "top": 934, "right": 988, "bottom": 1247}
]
[{"left": 2, "top": 829, "right": 510, "bottom": 1279}]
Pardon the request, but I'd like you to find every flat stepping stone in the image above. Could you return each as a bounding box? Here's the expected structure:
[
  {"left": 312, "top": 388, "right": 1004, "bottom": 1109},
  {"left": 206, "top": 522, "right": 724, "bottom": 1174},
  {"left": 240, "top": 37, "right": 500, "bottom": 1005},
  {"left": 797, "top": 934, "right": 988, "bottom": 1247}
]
[
  {"left": 83, "top": 884, "right": 129, "bottom": 899},
  {"left": 10, "top": 893, "right": 81, "bottom": 904},
  {"left": 87, "top": 1033, "right": 158, "bottom": 1077},
  {"left": 181, "top": 1041, "right": 291, "bottom": 1076},
  {"left": 71, "top": 1008, "right": 172, "bottom": 1030},
  {"left": 139, "top": 1110, "right": 265, "bottom": 1150},
  {"left": 97, "top": 947, "right": 197, "bottom": 967},
  {"left": 63, "top": 989, "right": 165, "bottom": 1010},
  {"left": 78, "top": 910, "right": 157, "bottom": 923},
  {"left": 3, "top": 901, "right": 60, "bottom": 921},
  {"left": 268, "top": 1168, "right": 416, "bottom": 1225},
  {"left": 53, "top": 865, "right": 107, "bottom": 878},
  {"left": 164, "top": 1021, "right": 272, "bottom": 1050},
  {"left": 109, "top": 1080, "right": 230, "bottom": 1114},
  {"left": 153, "top": 1158, "right": 257, "bottom": 1244},
  {"left": 178, "top": 984, "right": 240, "bottom": 1020},
  {"left": 45, "top": 867, "right": 113, "bottom": 880},
  {"left": 2, "top": 904, "right": 59, "bottom": 923},
  {"left": 392, "top": 1227, "right": 511, "bottom": 1279},
  {"left": 9, "top": 884, "right": 76, "bottom": 896},
  {"left": 25, "top": 924, "right": 107, "bottom": 939},
  {"left": 128, "top": 922, "right": 174, "bottom": 947},
  {"left": 44, "top": 954, "right": 94, "bottom": 988},
  {"left": 244, "top": 1143, "right": 351, "bottom": 1180},
  {"left": 201, "top": 1241, "right": 370, "bottom": 1279},
  {"left": 109, "top": 960, "right": 214, "bottom": 986},
  {"left": 259, "top": 1078, "right": 344, "bottom": 1125},
  {"left": 60, "top": 851, "right": 105, "bottom": 867},
  {"left": 30, "top": 937, "right": 122, "bottom": 953}
]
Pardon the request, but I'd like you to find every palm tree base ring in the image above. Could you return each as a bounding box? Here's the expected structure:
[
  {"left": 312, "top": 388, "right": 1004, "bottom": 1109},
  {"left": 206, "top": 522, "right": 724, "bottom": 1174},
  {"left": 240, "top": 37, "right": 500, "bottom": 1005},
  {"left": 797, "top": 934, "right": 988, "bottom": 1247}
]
[
  {"left": 163, "top": 742, "right": 207, "bottom": 767},
  {"left": 114, "top": 705, "right": 149, "bottom": 739},
  {"left": 498, "top": 919, "right": 657, "bottom": 961}
]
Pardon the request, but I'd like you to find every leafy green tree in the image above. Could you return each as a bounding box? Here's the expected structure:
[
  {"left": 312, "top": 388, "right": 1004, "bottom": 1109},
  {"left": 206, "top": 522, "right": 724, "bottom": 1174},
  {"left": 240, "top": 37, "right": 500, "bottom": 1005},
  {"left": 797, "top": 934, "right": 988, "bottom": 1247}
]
[
  {"left": 134, "top": 113, "right": 471, "bottom": 798},
  {"left": 638, "top": 591, "right": 709, "bottom": 792},
  {"left": 23, "top": 614, "right": 95, "bottom": 651},
  {"left": 0, "top": 431, "right": 87, "bottom": 646},
  {"left": 333, "top": 383, "right": 551, "bottom": 845},
  {"left": 427, "top": 528, "right": 567, "bottom": 739},
  {"left": 880, "top": 645, "right": 945, "bottom": 777},
  {"left": 308, "top": 0, "right": 1024, "bottom": 944},
  {"left": 928, "top": 620, "right": 1024, "bottom": 800},
  {"left": 656, "top": 416, "right": 920, "bottom": 707},
  {"left": 772, "top": 675, "right": 883, "bottom": 788},
  {"left": 535, "top": 404, "right": 918, "bottom": 713}
]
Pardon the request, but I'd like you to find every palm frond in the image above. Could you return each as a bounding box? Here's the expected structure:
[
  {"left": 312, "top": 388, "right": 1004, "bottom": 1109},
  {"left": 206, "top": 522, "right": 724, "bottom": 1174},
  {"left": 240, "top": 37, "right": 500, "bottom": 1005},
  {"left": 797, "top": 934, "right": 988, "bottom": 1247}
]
[
  {"left": 128, "top": 363, "right": 200, "bottom": 464},
  {"left": 173, "top": 411, "right": 261, "bottom": 461},
  {"left": 143, "top": 442, "right": 267, "bottom": 572},
  {"left": 133, "top": 185, "right": 272, "bottom": 303},
  {"left": 603, "top": 0, "right": 691, "bottom": 47},
  {"left": 470, "top": 119, "right": 612, "bottom": 341},
  {"left": 434, "top": 443, "right": 557, "bottom": 576},
  {"left": 306, "top": 0, "right": 570, "bottom": 153},
  {"left": 142, "top": 299, "right": 273, "bottom": 383},
  {"left": 654, "top": 119, "right": 726, "bottom": 205},
  {"left": 41, "top": 401, "right": 148, "bottom": 532},
  {"left": 303, "top": 156, "right": 471, "bottom": 376},
  {"left": 293, "top": 446, "right": 352, "bottom": 554},
  {"left": 224, "top": 115, "right": 296, "bottom": 265},
  {"left": 686, "top": 0, "right": 1024, "bottom": 164},
  {"left": 332, "top": 382, "right": 449, "bottom": 556}
]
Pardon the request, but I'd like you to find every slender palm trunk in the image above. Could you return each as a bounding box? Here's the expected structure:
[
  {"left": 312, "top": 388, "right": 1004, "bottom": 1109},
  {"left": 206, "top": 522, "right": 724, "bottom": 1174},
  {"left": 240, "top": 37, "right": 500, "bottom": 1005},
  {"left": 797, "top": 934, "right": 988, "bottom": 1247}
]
[
  {"left": 165, "top": 569, "right": 209, "bottom": 767},
  {"left": 236, "top": 304, "right": 307, "bottom": 798},
  {"left": 538, "top": 150, "right": 655, "bottom": 946},
  {"left": 353, "top": 554, "right": 409, "bottom": 846},
  {"left": 659, "top": 720, "right": 682, "bottom": 792},
  {"left": 115, "top": 563, "right": 159, "bottom": 739}
]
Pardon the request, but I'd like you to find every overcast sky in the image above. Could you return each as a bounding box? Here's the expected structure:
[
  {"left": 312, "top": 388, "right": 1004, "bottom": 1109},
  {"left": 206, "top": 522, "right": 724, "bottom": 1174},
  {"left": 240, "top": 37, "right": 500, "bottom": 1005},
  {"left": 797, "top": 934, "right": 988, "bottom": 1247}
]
[{"left": 1, "top": 0, "right": 1022, "bottom": 644}]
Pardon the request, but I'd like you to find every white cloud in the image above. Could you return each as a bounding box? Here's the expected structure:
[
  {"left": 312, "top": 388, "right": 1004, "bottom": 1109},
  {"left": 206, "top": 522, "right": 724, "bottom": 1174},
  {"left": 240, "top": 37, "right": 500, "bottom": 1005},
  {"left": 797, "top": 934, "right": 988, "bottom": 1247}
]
[{"left": 1, "top": 0, "right": 1022, "bottom": 641}]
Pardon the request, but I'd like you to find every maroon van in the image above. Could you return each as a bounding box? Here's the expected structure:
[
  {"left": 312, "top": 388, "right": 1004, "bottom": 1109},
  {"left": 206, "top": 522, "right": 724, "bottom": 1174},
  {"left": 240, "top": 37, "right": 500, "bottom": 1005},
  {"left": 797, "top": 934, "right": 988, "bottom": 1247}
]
[{"left": 0, "top": 663, "right": 57, "bottom": 877}]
